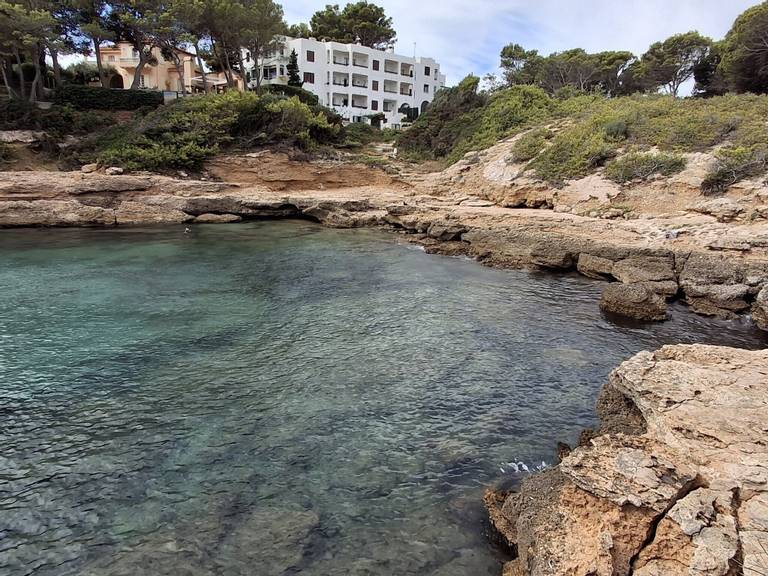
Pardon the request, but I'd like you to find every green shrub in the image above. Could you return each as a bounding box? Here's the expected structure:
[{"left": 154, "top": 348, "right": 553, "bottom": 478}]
[
  {"left": 510, "top": 127, "right": 553, "bottom": 162},
  {"left": 701, "top": 146, "right": 768, "bottom": 194},
  {"left": 264, "top": 84, "right": 319, "bottom": 105},
  {"left": 604, "top": 120, "right": 629, "bottom": 140},
  {"left": 528, "top": 127, "right": 616, "bottom": 184},
  {"left": 342, "top": 122, "right": 378, "bottom": 146},
  {"left": 396, "top": 75, "right": 487, "bottom": 160},
  {"left": 605, "top": 152, "right": 687, "bottom": 183},
  {"left": 96, "top": 92, "right": 340, "bottom": 171},
  {"left": 54, "top": 85, "right": 164, "bottom": 110},
  {"left": 0, "top": 99, "right": 112, "bottom": 136}
]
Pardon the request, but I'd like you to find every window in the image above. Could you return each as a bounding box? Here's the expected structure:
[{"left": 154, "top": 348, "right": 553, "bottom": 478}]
[
  {"left": 372, "top": 59, "right": 379, "bottom": 71},
  {"left": 372, "top": 80, "right": 379, "bottom": 91},
  {"left": 424, "top": 84, "right": 429, "bottom": 93},
  {"left": 307, "top": 50, "right": 315, "bottom": 62},
  {"left": 371, "top": 100, "right": 378, "bottom": 111},
  {"left": 245, "top": 52, "right": 251, "bottom": 62},
  {"left": 303, "top": 72, "right": 315, "bottom": 84},
  {"left": 425, "top": 66, "right": 430, "bottom": 76},
  {"left": 108, "top": 55, "right": 115, "bottom": 62},
  {"left": 279, "top": 65, "right": 285, "bottom": 76}
]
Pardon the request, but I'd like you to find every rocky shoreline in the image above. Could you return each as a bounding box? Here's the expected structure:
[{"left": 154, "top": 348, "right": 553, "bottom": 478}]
[
  {"left": 2, "top": 160, "right": 767, "bottom": 576},
  {"left": 486, "top": 344, "right": 768, "bottom": 576},
  {"left": 1, "top": 168, "right": 767, "bottom": 329}
]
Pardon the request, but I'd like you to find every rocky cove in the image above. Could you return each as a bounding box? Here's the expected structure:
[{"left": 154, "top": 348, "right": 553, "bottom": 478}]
[
  {"left": 2, "top": 148, "right": 768, "bottom": 327},
  {"left": 1, "top": 148, "right": 768, "bottom": 576}
]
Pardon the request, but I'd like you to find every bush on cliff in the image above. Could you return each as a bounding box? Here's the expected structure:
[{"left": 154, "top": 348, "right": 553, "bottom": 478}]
[
  {"left": 95, "top": 92, "right": 341, "bottom": 171},
  {"left": 510, "top": 128, "right": 553, "bottom": 162},
  {"left": 605, "top": 152, "right": 687, "bottom": 183},
  {"left": 701, "top": 145, "right": 768, "bottom": 194}
]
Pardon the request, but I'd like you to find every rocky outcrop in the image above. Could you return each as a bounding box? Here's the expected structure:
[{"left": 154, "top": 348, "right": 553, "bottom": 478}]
[
  {"left": 486, "top": 344, "right": 768, "bottom": 576},
  {"left": 1, "top": 169, "right": 767, "bottom": 328},
  {"left": 753, "top": 286, "right": 768, "bottom": 330},
  {"left": 599, "top": 283, "right": 668, "bottom": 321}
]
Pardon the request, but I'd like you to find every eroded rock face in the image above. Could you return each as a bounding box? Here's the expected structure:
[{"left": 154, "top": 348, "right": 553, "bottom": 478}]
[
  {"left": 1, "top": 169, "right": 767, "bottom": 328},
  {"left": 600, "top": 283, "right": 668, "bottom": 321},
  {"left": 752, "top": 286, "right": 768, "bottom": 330},
  {"left": 487, "top": 344, "right": 768, "bottom": 576}
]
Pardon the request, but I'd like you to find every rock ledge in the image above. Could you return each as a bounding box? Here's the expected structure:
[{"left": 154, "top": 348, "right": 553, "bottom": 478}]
[{"left": 487, "top": 344, "right": 768, "bottom": 576}]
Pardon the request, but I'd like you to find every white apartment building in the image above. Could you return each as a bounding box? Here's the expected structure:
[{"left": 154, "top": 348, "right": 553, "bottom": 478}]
[{"left": 242, "top": 37, "right": 446, "bottom": 127}]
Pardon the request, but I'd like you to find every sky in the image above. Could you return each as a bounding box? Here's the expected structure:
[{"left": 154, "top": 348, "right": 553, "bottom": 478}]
[{"left": 282, "top": 0, "right": 759, "bottom": 87}]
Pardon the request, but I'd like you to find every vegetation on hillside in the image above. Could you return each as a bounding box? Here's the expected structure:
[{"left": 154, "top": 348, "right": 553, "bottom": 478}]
[
  {"left": 88, "top": 91, "right": 342, "bottom": 171},
  {"left": 399, "top": 80, "right": 768, "bottom": 189}
]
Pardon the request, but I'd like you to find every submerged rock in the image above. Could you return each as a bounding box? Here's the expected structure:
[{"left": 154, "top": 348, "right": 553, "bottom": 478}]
[
  {"left": 599, "top": 283, "right": 668, "bottom": 321},
  {"left": 487, "top": 344, "right": 768, "bottom": 576}
]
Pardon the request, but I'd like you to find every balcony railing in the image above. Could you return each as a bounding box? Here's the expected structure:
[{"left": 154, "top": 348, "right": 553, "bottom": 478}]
[
  {"left": 352, "top": 61, "right": 368, "bottom": 67},
  {"left": 332, "top": 81, "right": 349, "bottom": 86},
  {"left": 351, "top": 103, "right": 368, "bottom": 109},
  {"left": 383, "top": 88, "right": 397, "bottom": 93},
  {"left": 401, "top": 70, "right": 414, "bottom": 77},
  {"left": 352, "top": 82, "right": 367, "bottom": 88},
  {"left": 333, "top": 59, "right": 349, "bottom": 65},
  {"left": 400, "top": 89, "right": 412, "bottom": 96}
]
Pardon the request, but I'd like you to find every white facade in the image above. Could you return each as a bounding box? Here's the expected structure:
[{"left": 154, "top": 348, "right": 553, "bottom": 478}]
[{"left": 242, "top": 37, "right": 446, "bottom": 127}]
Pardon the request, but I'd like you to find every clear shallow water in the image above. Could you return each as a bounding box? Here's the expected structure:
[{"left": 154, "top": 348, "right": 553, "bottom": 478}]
[{"left": 1, "top": 221, "right": 765, "bottom": 576}]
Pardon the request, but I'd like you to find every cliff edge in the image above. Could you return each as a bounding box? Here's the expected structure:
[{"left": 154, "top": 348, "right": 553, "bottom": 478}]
[{"left": 486, "top": 344, "right": 768, "bottom": 576}]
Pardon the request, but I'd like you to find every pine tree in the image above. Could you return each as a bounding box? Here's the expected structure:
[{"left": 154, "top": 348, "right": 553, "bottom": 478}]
[{"left": 286, "top": 48, "right": 302, "bottom": 86}]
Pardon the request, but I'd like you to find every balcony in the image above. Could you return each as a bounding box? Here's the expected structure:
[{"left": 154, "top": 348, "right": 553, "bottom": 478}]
[
  {"left": 351, "top": 73, "right": 368, "bottom": 89},
  {"left": 352, "top": 54, "right": 369, "bottom": 68},
  {"left": 333, "top": 59, "right": 349, "bottom": 66},
  {"left": 351, "top": 95, "right": 368, "bottom": 109},
  {"left": 400, "top": 63, "right": 414, "bottom": 77}
]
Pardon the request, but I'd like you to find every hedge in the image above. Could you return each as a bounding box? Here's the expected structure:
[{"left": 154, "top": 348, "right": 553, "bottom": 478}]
[
  {"left": 53, "top": 85, "right": 164, "bottom": 111},
  {"left": 264, "top": 84, "right": 319, "bottom": 105}
]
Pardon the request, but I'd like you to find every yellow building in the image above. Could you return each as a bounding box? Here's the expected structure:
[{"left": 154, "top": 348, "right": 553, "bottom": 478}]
[{"left": 99, "top": 42, "right": 241, "bottom": 93}]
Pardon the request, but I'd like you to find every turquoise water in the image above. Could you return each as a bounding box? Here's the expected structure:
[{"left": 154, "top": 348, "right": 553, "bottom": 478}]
[{"left": 1, "top": 221, "right": 765, "bottom": 576}]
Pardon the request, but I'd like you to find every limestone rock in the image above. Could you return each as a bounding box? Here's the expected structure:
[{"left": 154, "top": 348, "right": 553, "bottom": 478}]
[
  {"left": 611, "top": 256, "right": 676, "bottom": 284},
  {"left": 114, "top": 201, "right": 192, "bottom": 225},
  {"left": 529, "top": 241, "right": 575, "bottom": 270},
  {"left": 0, "top": 130, "right": 45, "bottom": 143},
  {"left": 193, "top": 213, "right": 242, "bottom": 223},
  {"left": 487, "top": 345, "right": 768, "bottom": 576},
  {"left": 693, "top": 198, "right": 744, "bottom": 223},
  {"left": 80, "top": 163, "right": 98, "bottom": 173},
  {"left": 600, "top": 283, "right": 668, "bottom": 321},
  {"left": 105, "top": 166, "right": 124, "bottom": 176},
  {"left": 577, "top": 253, "right": 615, "bottom": 280},
  {"left": 752, "top": 286, "right": 768, "bottom": 330}
]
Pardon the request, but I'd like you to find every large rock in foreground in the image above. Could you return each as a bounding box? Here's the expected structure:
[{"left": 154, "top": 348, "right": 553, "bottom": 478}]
[{"left": 487, "top": 344, "right": 768, "bottom": 576}]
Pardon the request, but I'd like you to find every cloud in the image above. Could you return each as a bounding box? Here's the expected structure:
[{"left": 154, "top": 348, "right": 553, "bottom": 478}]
[{"left": 284, "top": 0, "right": 759, "bottom": 84}]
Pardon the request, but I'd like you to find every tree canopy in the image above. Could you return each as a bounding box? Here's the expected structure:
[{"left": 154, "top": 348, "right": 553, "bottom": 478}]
[
  {"left": 294, "top": 1, "right": 395, "bottom": 48},
  {"left": 719, "top": 1, "right": 768, "bottom": 93}
]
